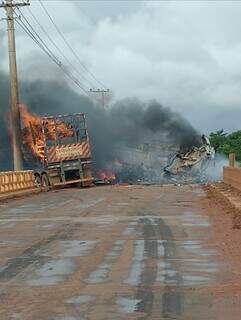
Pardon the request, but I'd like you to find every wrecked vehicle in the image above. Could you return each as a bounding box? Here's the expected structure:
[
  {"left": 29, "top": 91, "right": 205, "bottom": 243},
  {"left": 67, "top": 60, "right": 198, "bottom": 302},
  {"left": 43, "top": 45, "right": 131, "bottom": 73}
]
[
  {"left": 163, "top": 135, "right": 215, "bottom": 182},
  {"left": 22, "top": 112, "right": 93, "bottom": 189}
]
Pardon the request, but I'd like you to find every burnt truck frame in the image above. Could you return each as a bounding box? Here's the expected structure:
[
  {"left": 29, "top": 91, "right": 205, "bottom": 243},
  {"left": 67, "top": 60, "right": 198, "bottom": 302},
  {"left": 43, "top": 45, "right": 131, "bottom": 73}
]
[{"left": 30, "top": 113, "right": 93, "bottom": 190}]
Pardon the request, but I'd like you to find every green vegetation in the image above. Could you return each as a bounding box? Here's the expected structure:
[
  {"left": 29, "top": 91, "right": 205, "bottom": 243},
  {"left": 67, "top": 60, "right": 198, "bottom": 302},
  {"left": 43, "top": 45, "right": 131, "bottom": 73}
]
[{"left": 209, "top": 130, "right": 241, "bottom": 161}]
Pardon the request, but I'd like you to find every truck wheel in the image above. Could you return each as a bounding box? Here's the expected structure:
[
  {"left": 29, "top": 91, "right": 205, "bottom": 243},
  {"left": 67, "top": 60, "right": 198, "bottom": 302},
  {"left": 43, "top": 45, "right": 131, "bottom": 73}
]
[
  {"left": 34, "top": 174, "right": 41, "bottom": 189},
  {"left": 76, "top": 182, "right": 82, "bottom": 188},
  {"left": 41, "top": 174, "right": 50, "bottom": 192}
]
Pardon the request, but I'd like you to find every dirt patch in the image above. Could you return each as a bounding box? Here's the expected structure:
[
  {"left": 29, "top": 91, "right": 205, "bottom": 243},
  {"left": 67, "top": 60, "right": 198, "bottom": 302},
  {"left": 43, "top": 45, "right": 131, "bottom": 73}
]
[
  {"left": 201, "top": 183, "right": 241, "bottom": 294},
  {"left": 204, "top": 182, "right": 241, "bottom": 229}
]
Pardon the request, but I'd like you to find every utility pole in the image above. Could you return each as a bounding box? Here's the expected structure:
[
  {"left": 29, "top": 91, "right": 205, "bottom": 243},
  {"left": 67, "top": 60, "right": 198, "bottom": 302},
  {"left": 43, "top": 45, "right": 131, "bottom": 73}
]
[
  {"left": 90, "top": 88, "right": 110, "bottom": 109},
  {"left": 0, "top": 0, "right": 29, "bottom": 170}
]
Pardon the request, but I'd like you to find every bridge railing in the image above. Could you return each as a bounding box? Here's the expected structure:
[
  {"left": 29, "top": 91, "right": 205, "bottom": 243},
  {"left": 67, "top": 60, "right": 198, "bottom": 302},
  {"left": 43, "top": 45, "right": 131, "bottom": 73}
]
[{"left": 0, "top": 170, "right": 35, "bottom": 194}]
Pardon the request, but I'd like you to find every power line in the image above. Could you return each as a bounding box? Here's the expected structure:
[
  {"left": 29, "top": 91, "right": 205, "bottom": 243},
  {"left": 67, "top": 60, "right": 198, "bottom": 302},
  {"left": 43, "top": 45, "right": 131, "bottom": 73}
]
[
  {"left": 14, "top": 10, "right": 61, "bottom": 65},
  {"left": 38, "top": 0, "right": 107, "bottom": 90},
  {"left": 15, "top": 7, "right": 61, "bottom": 65},
  {"left": 13, "top": 10, "right": 96, "bottom": 100},
  {"left": 26, "top": 6, "right": 97, "bottom": 89}
]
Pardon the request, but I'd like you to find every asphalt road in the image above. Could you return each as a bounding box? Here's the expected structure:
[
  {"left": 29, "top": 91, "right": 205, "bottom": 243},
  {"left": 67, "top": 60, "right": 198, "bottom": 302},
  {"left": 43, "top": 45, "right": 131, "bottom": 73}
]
[{"left": 0, "top": 185, "right": 228, "bottom": 319}]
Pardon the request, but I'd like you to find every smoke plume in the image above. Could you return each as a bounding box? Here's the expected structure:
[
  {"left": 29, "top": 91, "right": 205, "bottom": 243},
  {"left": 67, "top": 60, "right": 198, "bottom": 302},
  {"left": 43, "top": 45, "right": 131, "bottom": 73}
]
[{"left": 0, "top": 70, "right": 202, "bottom": 172}]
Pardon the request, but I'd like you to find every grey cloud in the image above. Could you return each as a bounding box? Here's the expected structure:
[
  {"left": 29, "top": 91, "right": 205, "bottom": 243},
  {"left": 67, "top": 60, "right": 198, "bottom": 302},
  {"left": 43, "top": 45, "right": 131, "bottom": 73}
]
[
  {"left": 72, "top": 1, "right": 145, "bottom": 22},
  {"left": 1, "top": 1, "right": 241, "bottom": 133}
]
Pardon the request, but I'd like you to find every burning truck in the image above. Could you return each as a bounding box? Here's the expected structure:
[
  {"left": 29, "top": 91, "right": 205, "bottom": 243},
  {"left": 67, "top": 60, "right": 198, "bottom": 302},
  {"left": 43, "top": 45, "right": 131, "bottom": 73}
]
[
  {"left": 163, "top": 135, "right": 215, "bottom": 183},
  {"left": 21, "top": 106, "right": 93, "bottom": 189}
]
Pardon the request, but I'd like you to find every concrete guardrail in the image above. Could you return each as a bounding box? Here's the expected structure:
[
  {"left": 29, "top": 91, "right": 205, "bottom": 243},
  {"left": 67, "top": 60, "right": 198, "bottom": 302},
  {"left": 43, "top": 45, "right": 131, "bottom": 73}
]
[{"left": 0, "top": 170, "right": 35, "bottom": 195}]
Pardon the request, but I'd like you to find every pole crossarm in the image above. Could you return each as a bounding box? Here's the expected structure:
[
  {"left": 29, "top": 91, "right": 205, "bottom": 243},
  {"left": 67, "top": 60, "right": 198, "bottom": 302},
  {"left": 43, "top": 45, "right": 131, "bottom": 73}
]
[
  {"left": 0, "top": 2, "right": 30, "bottom": 8},
  {"left": 89, "top": 89, "right": 110, "bottom": 109},
  {"left": 90, "top": 89, "right": 110, "bottom": 93}
]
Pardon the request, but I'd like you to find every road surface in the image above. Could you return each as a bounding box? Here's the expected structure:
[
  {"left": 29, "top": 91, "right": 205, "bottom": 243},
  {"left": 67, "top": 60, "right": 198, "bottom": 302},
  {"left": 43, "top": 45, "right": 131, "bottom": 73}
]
[{"left": 0, "top": 184, "right": 238, "bottom": 319}]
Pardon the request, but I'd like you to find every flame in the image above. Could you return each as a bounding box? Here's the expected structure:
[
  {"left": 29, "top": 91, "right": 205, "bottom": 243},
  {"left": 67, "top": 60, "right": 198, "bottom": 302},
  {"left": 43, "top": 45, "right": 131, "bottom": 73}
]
[
  {"left": 97, "top": 170, "right": 116, "bottom": 181},
  {"left": 20, "top": 104, "right": 74, "bottom": 163},
  {"left": 20, "top": 104, "right": 42, "bottom": 128},
  {"left": 20, "top": 104, "right": 45, "bottom": 162}
]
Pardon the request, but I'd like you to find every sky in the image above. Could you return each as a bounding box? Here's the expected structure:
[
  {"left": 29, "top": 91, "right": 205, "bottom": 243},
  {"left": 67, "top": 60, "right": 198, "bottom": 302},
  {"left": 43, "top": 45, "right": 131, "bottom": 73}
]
[{"left": 1, "top": 0, "right": 241, "bottom": 133}]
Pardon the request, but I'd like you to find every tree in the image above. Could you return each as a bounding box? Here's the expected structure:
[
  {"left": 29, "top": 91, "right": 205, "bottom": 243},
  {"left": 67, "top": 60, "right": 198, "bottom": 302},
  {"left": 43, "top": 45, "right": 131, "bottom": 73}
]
[
  {"left": 209, "top": 130, "right": 227, "bottom": 151},
  {"left": 209, "top": 130, "right": 241, "bottom": 161}
]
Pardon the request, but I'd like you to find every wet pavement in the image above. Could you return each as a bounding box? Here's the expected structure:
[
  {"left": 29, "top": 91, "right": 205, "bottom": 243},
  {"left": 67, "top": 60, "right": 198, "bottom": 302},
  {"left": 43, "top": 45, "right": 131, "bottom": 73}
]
[{"left": 0, "top": 184, "right": 234, "bottom": 319}]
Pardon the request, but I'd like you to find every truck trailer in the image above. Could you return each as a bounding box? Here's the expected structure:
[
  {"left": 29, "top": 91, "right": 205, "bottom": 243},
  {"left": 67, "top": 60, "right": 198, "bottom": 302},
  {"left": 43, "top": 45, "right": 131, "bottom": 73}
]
[{"left": 22, "top": 112, "right": 93, "bottom": 190}]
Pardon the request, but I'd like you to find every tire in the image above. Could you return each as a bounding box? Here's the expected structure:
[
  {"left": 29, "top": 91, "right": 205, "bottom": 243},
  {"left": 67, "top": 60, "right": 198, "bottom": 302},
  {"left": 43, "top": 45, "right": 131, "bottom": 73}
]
[
  {"left": 41, "top": 174, "right": 50, "bottom": 192},
  {"left": 76, "top": 182, "right": 82, "bottom": 188},
  {"left": 34, "top": 174, "right": 41, "bottom": 189}
]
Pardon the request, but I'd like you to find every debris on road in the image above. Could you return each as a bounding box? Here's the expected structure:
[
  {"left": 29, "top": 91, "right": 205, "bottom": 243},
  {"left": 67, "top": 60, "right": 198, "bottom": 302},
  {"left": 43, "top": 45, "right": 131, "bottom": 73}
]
[{"left": 164, "top": 135, "right": 215, "bottom": 183}]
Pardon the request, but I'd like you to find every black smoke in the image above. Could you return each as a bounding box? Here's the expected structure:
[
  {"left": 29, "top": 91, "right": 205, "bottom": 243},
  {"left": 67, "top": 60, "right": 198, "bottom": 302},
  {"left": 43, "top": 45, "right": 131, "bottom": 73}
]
[
  {"left": 0, "top": 70, "right": 201, "bottom": 171},
  {"left": 109, "top": 98, "right": 201, "bottom": 152},
  {"left": 0, "top": 70, "right": 11, "bottom": 170}
]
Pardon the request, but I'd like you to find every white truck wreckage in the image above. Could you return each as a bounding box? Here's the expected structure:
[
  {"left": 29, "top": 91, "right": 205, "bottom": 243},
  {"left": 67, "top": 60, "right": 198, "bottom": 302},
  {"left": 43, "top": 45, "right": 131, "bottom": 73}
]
[{"left": 163, "top": 135, "right": 215, "bottom": 183}]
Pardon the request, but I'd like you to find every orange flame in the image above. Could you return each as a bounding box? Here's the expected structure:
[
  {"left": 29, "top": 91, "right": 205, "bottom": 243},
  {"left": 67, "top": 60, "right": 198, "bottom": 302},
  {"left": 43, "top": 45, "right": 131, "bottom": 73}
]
[
  {"left": 97, "top": 170, "right": 116, "bottom": 181},
  {"left": 20, "top": 104, "right": 41, "bottom": 128},
  {"left": 20, "top": 104, "right": 45, "bottom": 162},
  {"left": 20, "top": 104, "right": 74, "bottom": 163}
]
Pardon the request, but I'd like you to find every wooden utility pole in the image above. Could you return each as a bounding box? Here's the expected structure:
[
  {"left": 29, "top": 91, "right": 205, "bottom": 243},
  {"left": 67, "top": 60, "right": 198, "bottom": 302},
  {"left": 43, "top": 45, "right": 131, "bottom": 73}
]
[
  {"left": 90, "top": 88, "right": 110, "bottom": 109},
  {"left": 0, "top": 0, "right": 29, "bottom": 170}
]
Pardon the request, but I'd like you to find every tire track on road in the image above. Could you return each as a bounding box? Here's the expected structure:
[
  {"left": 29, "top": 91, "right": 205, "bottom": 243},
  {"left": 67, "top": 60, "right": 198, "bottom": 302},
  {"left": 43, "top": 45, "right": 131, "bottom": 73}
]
[
  {"left": 134, "top": 217, "right": 183, "bottom": 320},
  {"left": 157, "top": 218, "right": 183, "bottom": 319},
  {"left": 135, "top": 218, "right": 159, "bottom": 320}
]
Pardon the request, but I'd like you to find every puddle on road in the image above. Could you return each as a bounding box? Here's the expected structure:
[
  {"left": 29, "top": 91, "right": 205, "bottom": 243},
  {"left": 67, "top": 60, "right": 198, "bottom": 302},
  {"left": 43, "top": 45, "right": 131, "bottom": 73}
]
[
  {"left": 35, "top": 222, "right": 57, "bottom": 230},
  {"left": 0, "top": 221, "right": 17, "bottom": 228},
  {"left": 184, "top": 261, "right": 219, "bottom": 272},
  {"left": 49, "top": 316, "right": 84, "bottom": 320},
  {"left": 122, "top": 222, "right": 139, "bottom": 236},
  {"left": 0, "top": 265, "right": 7, "bottom": 273},
  {"left": 86, "top": 240, "right": 125, "bottom": 284},
  {"left": 156, "top": 239, "right": 219, "bottom": 285},
  {"left": 58, "top": 241, "right": 99, "bottom": 257},
  {"left": 37, "top": 240, "right": 99, "bottom": 258},
  {"left": 178, "top": 212, "right": 211, "bottom": 227},
  {"left": 27, "top": 258, "right": 75, "bottom": 286},
  {"left": 74, "top": 198, "right": 105, "bottom": 210},
  {"left": 182, "top": 242, "right": 216, "bottom": 257},
  {"left": 116, "top": 202, "right": 130, "bottom": 206},
  {"left": 116, "top": 297, "right": 141, "bottom": 313},
  {"left": 2, "top": 200, "right": 73, "bottom": 216},
  {"left": 10, "top": 313, "right": 23, "bottom": 320},
  {"left": 0, "top": 240, "right": 26, "bottom": 246},
  {"left": 124, "top": 240, "right": 145, "bottom": 286},
  {"left": 182, "top": 274, "right": 211, "bottom": 285},
  {"left": 85, "top": 263, "right": 110, "bottom": 284},
  {"left": 66, "top": 295, "right": 95, "bottom": 305},
  {"left": 28, "top": 275, "right": 64, "bottom": 286}
]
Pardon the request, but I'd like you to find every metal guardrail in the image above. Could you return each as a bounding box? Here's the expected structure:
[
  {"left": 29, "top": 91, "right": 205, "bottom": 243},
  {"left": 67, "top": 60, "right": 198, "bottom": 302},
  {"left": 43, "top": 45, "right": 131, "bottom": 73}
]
[{"left": 0, "top": 170, "right": 35, "bottom": 194}]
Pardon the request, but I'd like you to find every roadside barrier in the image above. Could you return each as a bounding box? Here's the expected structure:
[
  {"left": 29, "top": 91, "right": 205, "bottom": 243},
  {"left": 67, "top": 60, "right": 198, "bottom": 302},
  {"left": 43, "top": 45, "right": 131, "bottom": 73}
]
[{"left": 0, "top": 170, "right": 35, "bottom": 194}]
